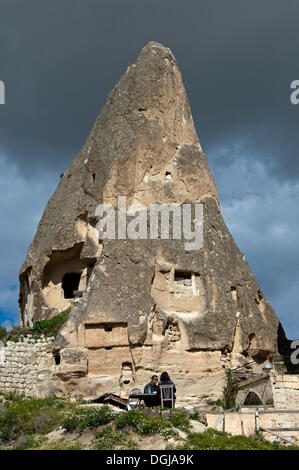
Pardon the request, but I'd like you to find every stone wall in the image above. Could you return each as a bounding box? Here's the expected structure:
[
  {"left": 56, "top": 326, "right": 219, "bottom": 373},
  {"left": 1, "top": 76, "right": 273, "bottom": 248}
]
[
  {"left": 271, "top": 374, "right": 299, "bottom": 409},
  {"left": 206, "top": 374, "right": 299, "bottom": 445},
  {"left": 1, "top": 332, "right": 299, "bottom": 419},
  {"left": 207, "top": 409, "right": 299, "bottom": 444},
  {"left": 0, "top": 335, "right": 55, "bottom": 397},
  {"left": 0, "top": 334, "right": 226, "bottom": 405}
]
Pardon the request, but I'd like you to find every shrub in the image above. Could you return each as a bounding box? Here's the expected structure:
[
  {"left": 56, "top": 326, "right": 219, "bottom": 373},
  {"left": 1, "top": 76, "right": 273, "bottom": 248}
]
[
  {"left": 14, "top": 435, "right": 29, "bottom": 450},
  {"left": 114, "top": 410, "right": 172, "bottom": 436},
  {"left": 177, "top": 428, "right": 296, "bottom": 450},
  {"left": 0, "top": 408, "right": 21, "bottom": 442},
  {"left": 0, "top": 395, "right": 75, "bottom": 443},
  {"left": 61, "top": 414, "right": 79, "bottom": 432},
  {"left": 6, "top": 326, "right": 33, "bottom": 342},
  {"left": 38, "top": 439, "right": 83, "bottom": 450},
  {"left": 114, "top": 410, "right": 140, "bottom": 430},
  {"left": 0, "top": 326, "right": 6, "bottom": 340},
  {"left": 190, "top": 410, "right": 199, "bottom": 420},
  {"left": 33, "top": 308, "right": 71, "bottom": 336},
  {"left": 94, "top": 427, "right": 138, "bottom": 450},
  {"left": 160, "top": 427, "right": 180, "bottom": 440},
  {"left": 5, "top": 309, "right": 71, "bottom": 343},
  {"left": 33, "top": 413, "right": 51, "bottom": 433},
  {"left": 78, "top": 406, "right": 116, "bottom": 430},
  {"left": 62, "top": 405, "right": 116, "bottom": 432},
  {"left": 169, "top": 410, "right": 191, "bottom": 433},
  {"left": 215, "top": 369, "right": 238, "bottom": 410}
]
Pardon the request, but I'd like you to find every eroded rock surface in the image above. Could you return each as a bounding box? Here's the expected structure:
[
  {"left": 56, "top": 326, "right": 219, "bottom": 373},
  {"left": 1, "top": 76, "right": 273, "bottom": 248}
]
[{"left": 19, "top": 42, "right": 282, "bottom": 405}]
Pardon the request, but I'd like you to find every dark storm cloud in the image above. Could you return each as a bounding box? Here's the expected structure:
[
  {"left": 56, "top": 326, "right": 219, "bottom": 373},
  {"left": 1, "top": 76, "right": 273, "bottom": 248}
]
[
  {"left": 210, "top": 148, "right": 299, "bottom": 337},
  {"left": 0, "top": 0, "right": 299, "bottom": 178},
  {"left": 0, "top": 0, "right": 299, "bottom": 337}
]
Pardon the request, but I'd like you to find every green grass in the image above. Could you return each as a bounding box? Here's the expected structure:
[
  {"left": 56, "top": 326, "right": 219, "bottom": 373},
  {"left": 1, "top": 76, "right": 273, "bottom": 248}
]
[
  {"left": 33, "top": 308, "right": 71, "bottom": 336},
  {"left": 174, "top": 428, "right": 298, "bottom": 450},
  {"left": 61, "top": 405, "right": 116, "bottom": 432},
  {"left": 168, "top": 410, "right": 191, "bottom": 432},
  {"left": 0, "top": 394, "right": 298, "bottom": 450},
  {"left": 4, "top": 308, "right": 71, "bottom": 342},
  {"left": 0, "top": 393, "right": 77, "bottom": 445},
  {"left": 114, "top": 409, "right": 173, "bottom": 436},
  {"left": 93, "top": 427, "right": 138, "bottom": 450},
  {"left": 206, "top": 370, "right": 239, "bottom": 410},
  {"left": 32, "top": 438, "right": 83, "bottom": 450},
  {"left": 0, "top": 326, "right": 6, "bottom": 340}
]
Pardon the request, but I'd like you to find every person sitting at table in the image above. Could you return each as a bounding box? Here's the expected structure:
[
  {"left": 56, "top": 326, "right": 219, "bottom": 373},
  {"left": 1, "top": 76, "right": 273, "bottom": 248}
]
[
  {"left": 158, "top": 371, "right": 176, "bottom": 408},
  {"left": 143, "top": 374, "right": 160, "bottom": 407}
]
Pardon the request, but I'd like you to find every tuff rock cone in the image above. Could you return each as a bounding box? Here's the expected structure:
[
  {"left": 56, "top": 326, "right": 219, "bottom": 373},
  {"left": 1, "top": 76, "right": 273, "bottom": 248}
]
[{"left": 19, "top": 42, "right": 282, "bottom": 403}]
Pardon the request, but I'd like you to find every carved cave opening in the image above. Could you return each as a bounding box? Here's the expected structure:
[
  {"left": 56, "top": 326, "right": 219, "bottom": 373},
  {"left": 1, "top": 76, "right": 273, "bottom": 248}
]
[
  {"left": 122, "top": 362, "right": 133, "bottom": 385},
  {"left": 53, "top": 351, "right": 61, "bottom": 365},
  {"left": 231, "top": 286, "right": 237, "bottom": 301},
  {"left": 151, "top": 267, "right": 201, "bottom": 311},
  {"left": 62, "top": 272, "right": 82, "bottom": 299},
  {"left": 174, "top": 271, "right": 192, "bottom": 286},
  {"left": 42, "top": 244, "right": 96, "bottom": 310}
]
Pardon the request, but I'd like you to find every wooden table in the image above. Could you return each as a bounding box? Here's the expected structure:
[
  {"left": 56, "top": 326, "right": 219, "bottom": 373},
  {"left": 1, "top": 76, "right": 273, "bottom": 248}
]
[
  {"left": 129, "top": 393, "right": 157, "bottom": 399},
  {"left": 128, "top": 393, "right": 160, "bottom": 407}
]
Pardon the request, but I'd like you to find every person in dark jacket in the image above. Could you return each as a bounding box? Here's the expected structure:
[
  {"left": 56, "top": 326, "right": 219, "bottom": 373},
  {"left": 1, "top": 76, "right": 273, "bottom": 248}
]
[
  {"left": 158, "top": 372, "right": 176, "bottom": 408},
  {"left": 143, "top": 374, "right": 160, "bottom": 407}
]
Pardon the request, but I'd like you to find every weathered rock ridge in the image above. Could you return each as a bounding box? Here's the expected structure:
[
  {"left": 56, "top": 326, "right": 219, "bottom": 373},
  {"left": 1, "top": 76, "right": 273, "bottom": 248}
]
[{"left": 19, "top": 42, "right": 281, "bottom": 403}]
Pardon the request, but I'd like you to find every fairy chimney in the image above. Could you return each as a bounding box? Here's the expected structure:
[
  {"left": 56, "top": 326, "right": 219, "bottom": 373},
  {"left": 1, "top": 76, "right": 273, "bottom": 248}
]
[{"left": 19, "top": 42, "right": 281, "bottom": 403}]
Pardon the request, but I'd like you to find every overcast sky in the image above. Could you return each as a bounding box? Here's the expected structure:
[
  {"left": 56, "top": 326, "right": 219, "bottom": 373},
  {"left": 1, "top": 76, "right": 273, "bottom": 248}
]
[{"left": 0, "top": 0, "right": 298, "bottom": 338}]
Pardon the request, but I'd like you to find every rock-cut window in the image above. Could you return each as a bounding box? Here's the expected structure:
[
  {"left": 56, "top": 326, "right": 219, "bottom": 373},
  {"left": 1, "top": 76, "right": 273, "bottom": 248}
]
[
  {"left": 174, "top": 271, "right": 192, "bottom": 287},
  {"left": 62, "top": 272, "right": 81, "bottom": 299}
]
